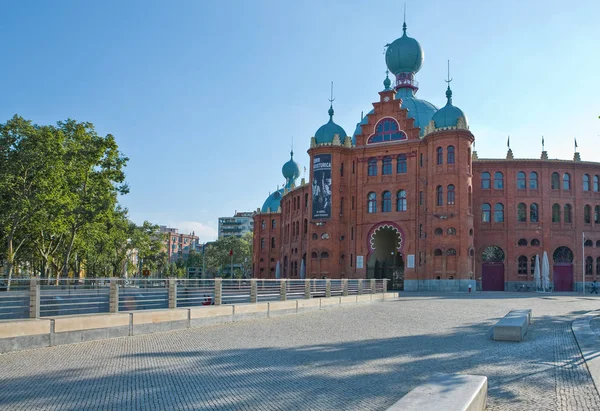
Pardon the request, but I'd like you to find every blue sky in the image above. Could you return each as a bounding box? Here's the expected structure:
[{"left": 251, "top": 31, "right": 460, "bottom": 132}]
[{"left": 1, "top": 0, "right": 599, "bottom": 242}]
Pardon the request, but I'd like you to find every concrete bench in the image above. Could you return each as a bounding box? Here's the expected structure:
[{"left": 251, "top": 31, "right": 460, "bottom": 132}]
[
  {"left": 493, "top": 309, "right": 532, "bottom": 342},
  {"left": 387, "top": 374, "right": 487, "bottom": 411}
]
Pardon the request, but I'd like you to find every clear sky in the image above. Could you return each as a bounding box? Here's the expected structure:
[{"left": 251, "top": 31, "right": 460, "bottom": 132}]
[{"left": 1, "top": 0, "right": 599, "bottom": 242}]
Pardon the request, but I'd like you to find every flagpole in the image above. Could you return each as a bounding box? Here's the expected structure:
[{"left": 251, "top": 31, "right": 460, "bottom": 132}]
[{"left": 583, "top": 231, "right": 585, "bottom": 295}]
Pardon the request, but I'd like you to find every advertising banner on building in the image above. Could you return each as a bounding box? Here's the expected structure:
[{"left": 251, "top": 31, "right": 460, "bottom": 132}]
[{"left": 311, "top": 154, "right": 332, "bottom": 219}]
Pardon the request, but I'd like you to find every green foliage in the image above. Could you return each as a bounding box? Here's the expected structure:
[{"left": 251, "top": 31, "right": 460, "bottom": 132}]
[{"left": 204, "top": 233, "right": 253, "bottom": 278}]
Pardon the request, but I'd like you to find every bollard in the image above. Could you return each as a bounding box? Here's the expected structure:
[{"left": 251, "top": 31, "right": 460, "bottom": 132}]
[
  {"left": 29, "top": 277, "right": 40, "bottom": 319},
  {"left": 326, "top": 279, "right": 331, "bottom": 298},
  {"left": 280, "top": 279, "right": 287, "bottom": 301},
  {"left": 370, "top": 279, "right": 376, "bottom": 294},
  {"left": 304, "top": 279, "right": 311, "bottom": 299},
  {"left": 357, "top": 278, "right": 363, "bottom": 295},
  {"left": 250, "top": 279, "right": 257, "bottom": 303},
  {"left": 342, "top": 278, "right": 349, "bottom": 296},
  {"left": 109, "top": 278, "right": 119, "bottom": 313},
  {"left": 214, "top": 278, "right": 222, "bottom": 305},
  {"left": 168, "top": 278, "right": 177, "bottom": 309}
]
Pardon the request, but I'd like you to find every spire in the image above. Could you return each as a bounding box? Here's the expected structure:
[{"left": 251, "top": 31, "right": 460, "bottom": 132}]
[
  {"left": 444, "top": 59, "right": 453, "bottom": 103},
  {"left": 383, "top": 70, "right": 391, "bottom": 90},
  {"left": 290, "top": 137, "right": 294, "bottom": 158},
  {"left": 402, "top": 3, "right": 407, "bottom": 34},
  {"left": 328, "top": 81, "right": 335, "bottom": 119}
]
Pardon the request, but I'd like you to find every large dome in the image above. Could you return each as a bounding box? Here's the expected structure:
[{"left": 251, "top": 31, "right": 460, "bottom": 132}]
[
  {"left": 385, "top": 23, "right": 423, "bottom": 75},
  {"left": 315, "top": 105, "right": 347, "bottom": 145},
  {"left": 261, "top": 189, "right": 283, "bottom": 213},
  {"left": 432, "top": 87, "right": 468, "bottom": 129}
]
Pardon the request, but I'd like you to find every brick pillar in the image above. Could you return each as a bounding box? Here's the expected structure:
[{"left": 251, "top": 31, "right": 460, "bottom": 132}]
[
  {"left": 109, "top": 278, "right": 119, "bottom": 313},
  {"left": 168, "top": 278, "right": 177, "bottom": 309},
  {"left": 304, "top": 279, "right": 311, "bottom": 299},
  {"left": 342, "top": 279, "right": 349, "bottom": 296},
  {"left": 29, "top": 277, "right": 40, "bottom": 319},
  {"left": 250, "top": 279, "right": 257, "bottom": 303},
  {"left": 325, "top": 279, "right": 331, "bottom": 298},
  {"left": 280, "top": 279, "right": 287, "bottom": 301},
  {"left": 383, "top": 279, "right": 388, "bottom": 293},
  {"left": 357, "top": 279, "right": 363, "bottom": 295},
  {"left": 370, "top": 279, "right": 376, "bottom": 294},
  {"left": 214, "top": 278, "right": 222, "bottom": 305}
]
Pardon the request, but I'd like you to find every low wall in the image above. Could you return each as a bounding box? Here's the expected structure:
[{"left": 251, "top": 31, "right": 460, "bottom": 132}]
[
  {"left": 404, "top": 279, "right": 476, "bottom": 292},
  {"left": 0, "top": 292, "right": 399, "bottom": 353}
]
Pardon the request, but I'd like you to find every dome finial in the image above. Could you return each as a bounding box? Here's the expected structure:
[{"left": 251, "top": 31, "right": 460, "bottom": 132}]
[
  {"left": 328, "top": 81, "right": 335, "bottom": 118},
  {"left": 383, "top": 70, "right": 391, "bottom": 90},
  {"left": 402, "top": 3, "right": 407, "bottom": 34},
  {"left": 444, "top": 59, "right": 453, "bottom": 102}
]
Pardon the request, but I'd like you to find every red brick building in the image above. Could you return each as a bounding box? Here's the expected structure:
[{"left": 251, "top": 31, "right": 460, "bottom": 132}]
[{"left": 252, "top": 23, "right": 599, "bottom": 292}]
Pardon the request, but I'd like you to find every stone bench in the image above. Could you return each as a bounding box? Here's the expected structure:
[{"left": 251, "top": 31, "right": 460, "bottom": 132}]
[
  {"left": 493, "top": 309, "right": 532, "bottom": 342},
  {"left": 387, "top": 374, "right": 487, "bottom": 411}
]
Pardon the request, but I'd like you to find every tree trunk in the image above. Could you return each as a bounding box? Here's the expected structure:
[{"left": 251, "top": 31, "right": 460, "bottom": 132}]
[
  {"left": 5, "top": 235, "right": 14, "bottom": 291},
  {"left": 61, "top": 226, "right": 77, "bottom": 283}
]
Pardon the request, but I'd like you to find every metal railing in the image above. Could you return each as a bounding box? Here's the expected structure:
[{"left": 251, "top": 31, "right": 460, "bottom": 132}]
[{"left": 0, "top": 278, "right": 388, "bottom": 320}]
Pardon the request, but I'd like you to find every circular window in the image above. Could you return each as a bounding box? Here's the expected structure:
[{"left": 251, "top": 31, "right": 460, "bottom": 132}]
[{"left": 321, "top": 233, "right": 329, "bottom": 240}]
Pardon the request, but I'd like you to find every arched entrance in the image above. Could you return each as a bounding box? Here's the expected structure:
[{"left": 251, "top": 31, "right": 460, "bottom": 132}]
[
  {"left": 481, "top": 246, "right": 505, "bottom": 291},
  {"left": 366, "top": 223, "right": 404, "bottom": 290},
  {"left": 553, "top": 246, "right": 574, "bottom": 291}
]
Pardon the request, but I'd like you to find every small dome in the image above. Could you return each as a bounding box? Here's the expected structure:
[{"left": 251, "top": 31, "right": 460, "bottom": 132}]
[
  {"left": 385, "top": 23, "right": 423, "bottom": 75},
  {"left": 315, "top": 105, "right": 347, "bottom": 145},
  {"left": 432, "top": 87, "right": 468, "bottom": 129},
  {"left": 261, "top": 189, "right": 284, "bottom": 213},
  {"left": 395, "top": 88, "right": 438, "bottom": 136},
  {"left": 282, "top": 151, "right": 300, "bottom": 181}
]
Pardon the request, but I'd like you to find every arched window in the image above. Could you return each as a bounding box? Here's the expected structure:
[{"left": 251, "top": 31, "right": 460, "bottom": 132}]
[
  {"left": 434, "top": 228, "right": 443, "bottom": 236},
  {"left": 563, "top": 173, "right": 571, "bottom": 190},
  {"left": 494, "top": 203, "right": 504, "bottom": 222},
  {"left": 494, "top": 172, "right": 504, "bottom": 189},
  {"left": 468, "top": 186, "right": 472, "bottom": 213},
  {"left": 436, "top": 147, "right": 443, "bottom": 165},
  {"left": 596, "top": 206, "right": 600, "bottom": 224},
  {"left": 584, "top": 174, "right": 590, "bottom": 191},
  {"left": 271, "top": 237, "right": 276, "bottom": 248},
  {"left": 368, "top": 118, "right": 406, "bottom": 143},
  {"left": 585, "top": 205, "right": 592, "bottom": 224},
  {"left": 517, "top": 203, "right": 527, "bottom": 222},
  {"left": 531, "top": 239, "right": 540, "bottom": 246},
  {"left": 585, "top": 239, "right": 593, "bottom": 247},
  {"left": 446, "top": 248, "right": 457, "bottom": 256},
  {"left": 518, "top": 256, "right": 528, "bottom": 274},
  {"left": 304, "top": 219, "right": 308, "bottom": 234},
  {"left": 482, "top": 246, "right": 505, "bottom": 262},
  {"left": 396, "top": 190, "right": 407, "bottom": 211},
  {"left": 597, "top": 257, "right": 600, "bottom": 275},
  {"left": 311, "top": 252, "right": 318, "bottom": 259},
  {"left": 382, "top": 156, "right": 393, "bottom": 175},
  {"left": 597, "top": 240, "right": 600, "bottom": 248},
  {"left": 382, "top": 191, "right": 392, "bottom": 212},
  {"left": 482, "top": 203, "right": 491, "bottom": 222},
  {"left": 517, "top": 171, "right": 526, "bottom": 189},
  {"left": 530, "top": 203, "right": 539, "bottom": 223},
  {"left": 530, "top": 172, "right": 538, "bottom": 189},
  {"left": 564, "top": 204, "right": 572, "bottom": 223},
  {"left": 551, "top": 172, "right": 560, "bottom": 189},
  {"left": 481, "top": 172, "right": 491, "bottom": 189},
  {"left": 447, "top": 146, "right": 455, "bottom": 164},
  {"left": 530, "top": 256, "right": 537, "bottom": 275},
  {"left": 436, "top": 185, "right": 443, "bottom": 206},
  {"left": 397, "top": 154, "right": 407, "bottom": 174},
  {"left": 595, "top": 175, "right": 599, "bottom": 192},
  {"left": 260, "top": 238, "right": 265, "bottom": 249},
  {"left": 552, "top": 204, "right": 561, "bottom": 222},
  {"left": 518, "top": 238, "right": 527, "bottom": 246},
  {"left": 447, "top": 227, "right": 457, "bottom": 235},
  {"left": 271, "top": 219, "right": 276, "bottom": 229},
  {"left": 367, "top": 192, "right": 377, "bottom": 213},
  {"left": 586, "top": 256, "right": 593, "bottom": 275},
  {"left": 434, "top": 249, "right": 443, "bottom": 256},
  {"left": 312, "top": 233, "right": 318, "bottom": 240},
  {"left": 320, "top": 251, "right": 329, "bottom": 259},
  {"left": 260, "top": 258, "right": 264, "bottom": 262},
  {"left": 368, "top": 158, "right": 377, "bottom": 176},
  {"left": 447, "top": 184, "right": 455, "bottom": 205},
  {"left": 261, "top": 220, "right": 266, "bottom": 230},
  {"left": 470, "top": 249, "right": 474, "bottom": 256},
  {"left": 469, "top": 228, "right": 473, "bottom": 236}
]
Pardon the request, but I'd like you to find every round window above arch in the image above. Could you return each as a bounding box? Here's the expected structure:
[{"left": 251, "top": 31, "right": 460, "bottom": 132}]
[
  {"left": 531, "top": 239, "right": 540, "bottom": 246},
  {"left": 518, "top": 238, "right": 527, "bottom": 246}
]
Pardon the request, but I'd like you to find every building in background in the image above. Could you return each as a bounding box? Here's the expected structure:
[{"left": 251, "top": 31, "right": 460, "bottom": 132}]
[
  {"left": 160, "top": 226, "right": 199, "bottom": 263},
  {"left": 252, "top": 20, "right": 600, "bottom": 293},
  {"left": 218, "top": 211, "right": 255, "bottom": 238}
]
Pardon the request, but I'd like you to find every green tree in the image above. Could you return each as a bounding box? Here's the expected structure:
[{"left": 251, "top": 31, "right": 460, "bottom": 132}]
[{"left": 205, "top": 234, "right": 253, "bottom": 278}]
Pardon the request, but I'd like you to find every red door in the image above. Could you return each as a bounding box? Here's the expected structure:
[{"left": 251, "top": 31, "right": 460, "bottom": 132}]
[
  {"left": 553, "top": 264, "right": 573, "bottom": 291},
  {"left": 482, "top": 263, "right": 504, "bottom": 291}
]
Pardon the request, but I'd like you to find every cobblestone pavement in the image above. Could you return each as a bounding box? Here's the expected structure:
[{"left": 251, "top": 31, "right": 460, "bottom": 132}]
[{"left": 1, "top": 293, "right": 600, "bottom": 410}]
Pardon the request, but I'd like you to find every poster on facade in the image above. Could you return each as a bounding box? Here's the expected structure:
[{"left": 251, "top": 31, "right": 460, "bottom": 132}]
[
  {"left": 356, "top": 256, "right": 364, "bottom": 269},
  {"left": 407, "top": 254, "right": 415, "bottom": 269},
  {"left": 311, "top": 154, "right": 332, "bottom": 219}
]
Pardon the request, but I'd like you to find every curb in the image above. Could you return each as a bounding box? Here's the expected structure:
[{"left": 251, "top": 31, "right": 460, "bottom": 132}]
[{"left": 572, "top": 310, "right": 600, "bottom": 394}]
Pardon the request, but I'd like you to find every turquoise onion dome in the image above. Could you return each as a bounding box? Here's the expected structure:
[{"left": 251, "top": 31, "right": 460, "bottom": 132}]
[
  {"left": 383, "top": 71, "right": 392, "bottom": 90},
  {"left": 315, "top": 105, "right": 347, "bottom": 145},
  {"left": 385, "top": 23, "right": 423, "bottom": 75},
  {"left": 282, "top": 150, "right": 300, "bottom": 188},
  {"left": 395, "top": 88, "right": 438, "bottom": 136},
  {"left": 261, "top": 189, "right": 284, "bottom": 213},
  {"left": 432, "top": 86, "right": 468, "bottom": 129}
]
